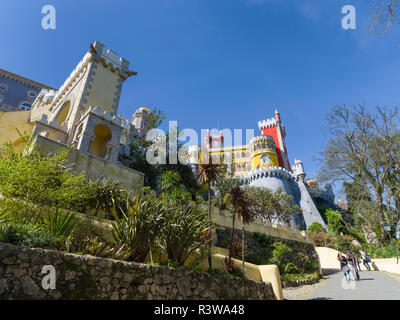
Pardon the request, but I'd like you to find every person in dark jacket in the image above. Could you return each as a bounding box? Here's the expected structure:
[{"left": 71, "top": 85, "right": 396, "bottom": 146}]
[
  {"left": 338, "top": 253, "right": 350, "bottom": 281},
  {"left": 360, "top": 249, "right": 371, "bottom": 271},
  {"left": 346, "top": 250, "right": 360, "bottom": 280}
]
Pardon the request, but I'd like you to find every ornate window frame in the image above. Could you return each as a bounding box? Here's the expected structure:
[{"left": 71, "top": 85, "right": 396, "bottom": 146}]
[{"left": 19, "top": 101, "right": 32, "bottom": 110}]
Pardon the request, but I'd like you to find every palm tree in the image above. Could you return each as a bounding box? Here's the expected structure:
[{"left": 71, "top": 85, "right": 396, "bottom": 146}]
[
  {"left": 229, "top": 186, "right": 253, "bottom": 271},
  {"left": 197, "top": 158, "right": 223, "bottom": 269}
]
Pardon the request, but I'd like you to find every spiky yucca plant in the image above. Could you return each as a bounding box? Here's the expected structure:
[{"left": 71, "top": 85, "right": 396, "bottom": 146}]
[
  {"left": 111, "top": 192, "right": 166, "bottom": 262},
  {"left": 158, "top": 202, "right": 212, "bottom": 266}
]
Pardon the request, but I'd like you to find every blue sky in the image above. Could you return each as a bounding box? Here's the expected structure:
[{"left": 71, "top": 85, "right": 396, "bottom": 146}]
[{"left": 1, "top": 0, "right": 400, "bottom": 197}]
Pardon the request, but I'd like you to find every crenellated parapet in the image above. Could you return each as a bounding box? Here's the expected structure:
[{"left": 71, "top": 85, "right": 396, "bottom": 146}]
[
  {"left": 241, "top": 166, "right": 295, "bottom": 185},
  {"left": 89, "top": 41, "right": 136, "bottom": 80},
  {"left": 49, "top": 52, "right": 92, "bottom": 112},
  {"left": 249, "top": 134, "right": 275, "bottom": 151},
  {"left": 258, "top": 117, "right": 277, "bottom": 130}
]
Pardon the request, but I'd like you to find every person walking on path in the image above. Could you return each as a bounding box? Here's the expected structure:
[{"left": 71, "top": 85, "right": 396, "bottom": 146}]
[
  {"left": 338, "top": 253, "right": 351, "bottom": 282},
  {"left": 346, "top": 250, "right": 360, "bottom": 280},
  {"left": 359, "top": 249, "right": 371, "bottom": 271},
  {"left": 354, "top": 252, "right": 361, "bottom": 272}
]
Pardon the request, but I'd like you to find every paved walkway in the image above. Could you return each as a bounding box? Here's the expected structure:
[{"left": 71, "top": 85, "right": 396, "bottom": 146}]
[{"left": 309, "top": 270, "right": 400, "bottom": 300}]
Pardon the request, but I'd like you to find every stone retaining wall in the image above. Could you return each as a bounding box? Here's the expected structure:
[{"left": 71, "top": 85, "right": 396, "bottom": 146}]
[
  {"left": 281, "top": 275, "right": 320, "bottom": 288},
  {"left": 0, "top": 242, "right": 276, "bottom": 300}
]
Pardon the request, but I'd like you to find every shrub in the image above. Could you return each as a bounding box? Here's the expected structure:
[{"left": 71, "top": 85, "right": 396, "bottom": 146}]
[
  {"left": 0, "top": 211, "right": 10, "bottom": 224},
  {"left": 325, "top": 209, "right": 347, "bottom": 236},
  {"left": 62, "top": 235, "right": 131, "bottom": 260},
  {"left": 41, "top": 207, "right": 76, "bottom": 238},
  {"left": 270, "top": 242, "right": 299, "bottom": 275},
  {"left": 82, "top": 178, "right": 128, "bottom": 218},
  {"left": 158, "top": 202, "right": 211, "bottom": 266},
  {"left": 296, "top": 252, "right": 320, "bottom": 273},
  {"left": 252, "top": 232, "right": 273, "bottom": 249},
  {"left": 307, "top": 222, "right": 324, "bottom": 234},
  {"left": 232, "top": 234, "right": 243, "bottom": 259},
  {"left": 0, "top": 223, "right": 58, "bottom": 249},
  {"left": 111, "top": 192, "right": 166, "bottom": 262},
  {"left": 222, "top": 257, "right": 244, "bottom": 278},
  {"left": 308, "top": 232, "right": 335, "bottom": 247},
  {"left": 335, "top": 235, "right": 355, "bottom": 252},
  {"left": 0, "top": 137, "right": 89, "bottom": 210}
]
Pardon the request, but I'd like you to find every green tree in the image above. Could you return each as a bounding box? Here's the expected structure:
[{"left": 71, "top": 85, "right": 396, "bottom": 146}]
[
  {"left": 307, "top": 222, "right": 325, "bottom": 234},
  {"left": 318, "top": 105, "right": 400, "bottom": 242},
  {"left": 229, "top": 186, "right": 253, "bottom": 271},
  {"left": 325, "top": 209, "right": 347, "bottom": 237},
  {"left": 244, "top": 186, "right": 301, "bottom": 226}
]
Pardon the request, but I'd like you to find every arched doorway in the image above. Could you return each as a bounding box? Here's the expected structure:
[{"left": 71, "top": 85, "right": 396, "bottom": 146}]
[{"left": 89, "top": 124, "right": 112, "bottom": 158}]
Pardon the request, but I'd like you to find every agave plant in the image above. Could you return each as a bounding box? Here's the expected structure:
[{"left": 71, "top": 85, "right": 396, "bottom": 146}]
[
  {"left": 62, "top": 235, "right": 131, "bottom": 260},
  {"left": 111, "top": 192, "right": 166, "bottom": 262},
  {"left": 85, "top": 178, "right": 127, "bottom": 217},
  {"left": 158, "top": 202, "right": 212, "bottom": 266},
  {"left": 42, "top": 207, "right": 76, "bottom": 237}
]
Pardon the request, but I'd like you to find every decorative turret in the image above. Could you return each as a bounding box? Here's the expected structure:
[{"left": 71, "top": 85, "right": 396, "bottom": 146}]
[
  {"left": 292, "top": 159, "right": 306, "bottom": 182},
  {"left": 248, "top": 135, "right": 279, "bottom": 171},
  {"left": 203, "top": 129, "right": 223, "bottom": 149},
  {"left": 131, "top": 107, "right": 151, "bottom": 137}
]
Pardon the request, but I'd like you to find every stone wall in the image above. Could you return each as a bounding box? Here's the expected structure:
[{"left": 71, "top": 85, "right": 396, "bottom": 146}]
[
  {"left": 33, "top": 135, "right": 144, "bottom": 194},
  {"left": 216, "top": 227, "right": 320, "bottom": 270},
  {"left": 211, "top": 207, "right": 312, "bottom": 244},
  {"left": 0, "top": 242, "right": 276, "bottom": 300}
]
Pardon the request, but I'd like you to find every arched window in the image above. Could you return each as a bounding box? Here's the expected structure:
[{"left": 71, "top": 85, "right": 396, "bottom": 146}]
[
  {"left": 89, "top": 124, "right": 112, "bottom": 159},
  {"left": 56, "top": 101, "right": 71, "bottom": 126},
  {"left": 0, "top": 84, "right": 7, "bottom": 92}
]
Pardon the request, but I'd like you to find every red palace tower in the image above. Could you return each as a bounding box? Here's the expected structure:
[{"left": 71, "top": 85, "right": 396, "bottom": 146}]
[{"left": 258, "top": 109, "right": 291, "bottom": 171}]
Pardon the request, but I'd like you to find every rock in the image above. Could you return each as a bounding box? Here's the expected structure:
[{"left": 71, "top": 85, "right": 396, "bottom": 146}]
[
  {"left": 123, "top": 273, "right": 133, "bottom": 283},
  {"left": 65, "top": 271, "right": 77, "bottom": 280},
  {"left": 352, "top": 239, "right": 362, "bottom": 250},
  {"left": 0, "top": 279, "right": 8, "bottom": 295},
  {"left": 22, "top": 276, "right": 44, "bottom": 298},
  {"left": 110, "top": 292, "right": 119, "bottom": 300}
]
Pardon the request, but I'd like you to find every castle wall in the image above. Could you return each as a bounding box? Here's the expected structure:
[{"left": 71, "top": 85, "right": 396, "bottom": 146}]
[
  {"left": 297, "top": 181, "right": 328, "bottom": 229},
  {"left": 33, "top": 135, "right": 144, "bottom": 194},
  {"left": 0, "top": 69, "right": 53, "bottom": 112},
  {"left": 211, "top": 206, "right": 312, "bottom": 244},
  {"left": 0, "top": 110, "right": 34, "bottom": 148},
  {"left": 82, "top": 62, "right": 121, "bottom": 114}
]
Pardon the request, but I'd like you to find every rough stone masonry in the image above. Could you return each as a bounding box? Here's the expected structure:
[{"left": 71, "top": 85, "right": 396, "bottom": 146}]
[{"left": 0, "top": 242, "right": 276, "bottom": 300}]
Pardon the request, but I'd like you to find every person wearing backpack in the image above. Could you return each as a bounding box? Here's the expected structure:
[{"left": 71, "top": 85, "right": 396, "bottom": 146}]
[
  {"left": 338, "top": 252, "right": 351, "bottom": 282},
  {"left": 346, "top": 250, "right": 360, "bottom": 280},
  {"left": 360, "top": 249, "right": 371, "bottom": 271}
]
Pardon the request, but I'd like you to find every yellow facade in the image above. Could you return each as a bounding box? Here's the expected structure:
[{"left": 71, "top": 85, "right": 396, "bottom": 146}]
[
  {"left": 208, "top": 135, "right": 280, "bottom": 177},
  {"left": 84, "top": 62, "right": 121, "bottom": 114},
  {"left": 0, "top": 110, "right": 34, "bottom": 149}
]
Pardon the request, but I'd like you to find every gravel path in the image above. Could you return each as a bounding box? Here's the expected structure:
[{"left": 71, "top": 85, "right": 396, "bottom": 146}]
[{"left": 282, "top": 273, "right": 331, "bottom": 300}]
